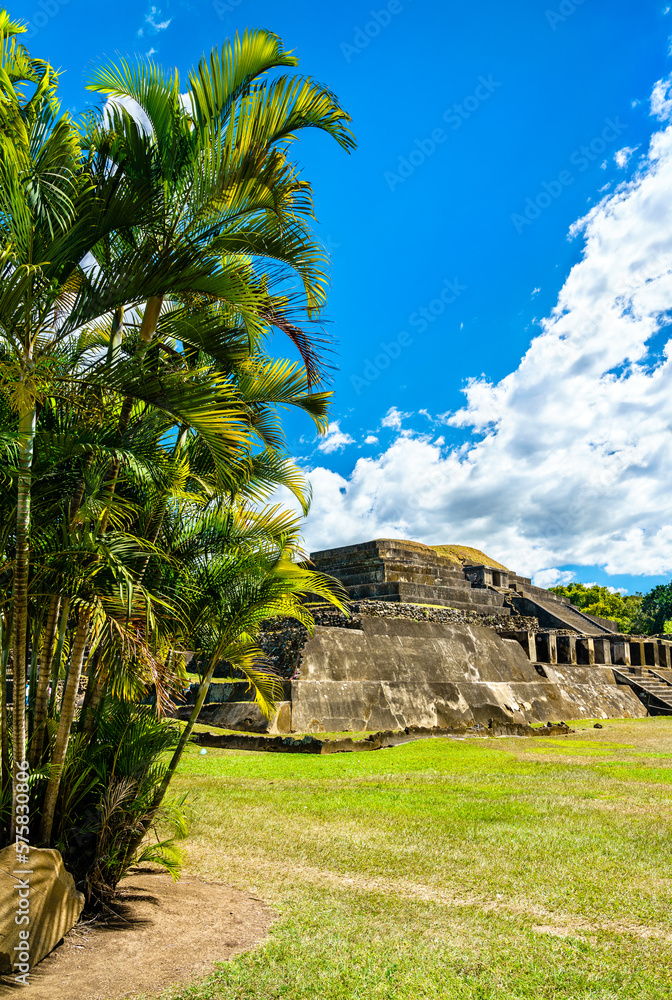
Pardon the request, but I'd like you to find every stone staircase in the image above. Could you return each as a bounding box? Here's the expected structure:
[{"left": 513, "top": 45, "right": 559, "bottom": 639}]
[
  {"left": 310, "top": 539, "right": 511, "bottom": 615},
  {"left": 613, "top": 667, "right": 672, "bottom": 714},
  {"left": 505, "top": 577, "right": 616, "bottom": 634}
]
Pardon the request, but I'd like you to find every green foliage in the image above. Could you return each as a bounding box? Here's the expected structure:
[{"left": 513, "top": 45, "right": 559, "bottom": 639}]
[
  {"left": 549, "top": 580, "right": 672, "bottom": 634},
  {"left": 0, "top": 13, "right": 353, "bottom": 900},
  {"left": 639, "top": 582, "right": 672, "bottom": 635},
  {"left": 165, "top": 720, "right": 672, "bottom": 1000},
  {"left": 549, "top": 582, "right": 644, "bottom": 633},
  {"left": 47, "top": 701, "right": 187, "bottom": 904}
]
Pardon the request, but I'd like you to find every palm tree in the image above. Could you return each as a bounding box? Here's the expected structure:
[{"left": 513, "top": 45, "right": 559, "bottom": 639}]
[
  {"left": 0, "top": 18, "right": 354, "bottom": 865},
  {"left": 85, "top": 29, "right": 354, "bottom": 381}
]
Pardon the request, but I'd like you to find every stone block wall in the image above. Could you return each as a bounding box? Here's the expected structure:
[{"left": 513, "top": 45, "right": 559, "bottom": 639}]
[{"left": 291, "top": 618, "right": 645, "bottom": 732}]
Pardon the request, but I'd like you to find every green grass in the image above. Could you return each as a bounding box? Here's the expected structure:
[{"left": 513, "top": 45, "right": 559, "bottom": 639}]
[{"left": 154, "top": 718, "right": 672, "bottom": 999}]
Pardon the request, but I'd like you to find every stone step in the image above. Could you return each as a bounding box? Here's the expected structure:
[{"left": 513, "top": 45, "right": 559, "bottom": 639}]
[
  {"left": 509, "top": 593, "right": 606, "bottom": 635},
  {"left": 345, "top": 581, "right": 509, "bottom": 612},
  {"left": 351, "top": 592, "right": 512, "bottom": 615},
  {"left": 333, "top": 566, "right": 472, "bottom": 589}
]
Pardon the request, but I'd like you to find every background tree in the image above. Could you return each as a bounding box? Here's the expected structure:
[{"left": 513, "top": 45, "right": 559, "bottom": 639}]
[
  {"left": 638, "top": 582, "right": 672, "bottom": 635},
  {"left": 549, "top": 582, "right": 646, "bottom": 633}
]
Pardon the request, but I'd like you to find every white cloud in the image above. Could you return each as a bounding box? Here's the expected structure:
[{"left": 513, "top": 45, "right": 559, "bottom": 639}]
[
  {"left": 364, "top": 435, "right": 379, "bottom": 445},
  {"left": 316, "top": 421, "right": 355, "bottom": 454},
  {"left": 103, "top": 95, "right": 153, "bottom": 137},
  {"left": 139, "top": 5, "right": 172, "bottom": 38},
  {"left": 532, "top": 569, "right": 575, "bottom": 589},
  {"left": 532, "top": 287, "right": 541, "bottom": 297},
  {"left": 295, "top": 81, "right": 672, "bottom": 582},
  {"left": 146, "top": 47, "right": 157, "bottom": 58},
  {"left": 381, "top": 406, "right": 411, "bottom": 430},
  {"left": 651, "top": 72, "right": 672, "bottom": 121},
  {"left": 614, "top": 145, "right": 639, "bottom": 168}
]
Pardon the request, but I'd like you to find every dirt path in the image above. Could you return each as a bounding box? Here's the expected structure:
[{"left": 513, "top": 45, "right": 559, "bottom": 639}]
[{"left": 0, "top": 870, "right": 273, "bottom": 1000}]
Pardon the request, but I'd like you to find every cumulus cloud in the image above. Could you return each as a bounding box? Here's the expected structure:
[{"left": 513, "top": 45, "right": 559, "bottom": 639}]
[
  {"left": 364, "top": 435, "right": 379, "bottom": 445},
  {"left": 316, "top": 421, "right": 355, "bottom": 454},
  {"left": 651, "top": 73, "right": 672, "bottom": 120},
  {"left": 295, "top": 76, "right": 672, "bottom": 582},
  {"left": 614, "top": 145, "right": 639, "bottom": 168},
  {"left": 381, "top": 406, "right": 411, "bottom": 430},
  {"left": 533, "top": 569, "right": 576, "bottom": 589}
]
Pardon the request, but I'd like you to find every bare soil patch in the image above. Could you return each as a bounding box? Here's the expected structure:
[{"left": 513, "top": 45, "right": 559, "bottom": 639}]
[{"left": 0, "top": 869, "right": 273, "bottom": 1000}]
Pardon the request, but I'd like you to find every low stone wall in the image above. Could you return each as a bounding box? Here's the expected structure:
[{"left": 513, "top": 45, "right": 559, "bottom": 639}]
[
  {"left": 180, "top": 605, "right": 651, "bottom": 735},
  {"left": 291, "top": 618, "right": 646, "bottom": 732},
  {"left": 174, "top": 700, "right": 292, "bottom": 734},
  {"left": 253, "top": 601, "right": 542, "bottom": 680}
]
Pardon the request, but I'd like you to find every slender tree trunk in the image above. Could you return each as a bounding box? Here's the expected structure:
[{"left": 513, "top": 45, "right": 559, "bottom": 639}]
[
  {"left": 30, "top": 594, "right": 60, "bottom": 767},
  {"left": 80, "top": 650, "right": 105, "bottom": 736},
  {"left": 1, "top": 619, "right": 10, "bottom": 793},
  {"left": 121, "top": 650, "right": 218, "bottom": 861},
  {"left": 39, "top": 611, "right": 90, "bottom": 844},
  {"left": 11, "top": 400, "right": 36, "bottom": 840},
  {"left": 27, "top": 615, "right": 41, "bottom": 725},
  {"left": 47, "top": 597, "right": 70, "bottom": 718}
]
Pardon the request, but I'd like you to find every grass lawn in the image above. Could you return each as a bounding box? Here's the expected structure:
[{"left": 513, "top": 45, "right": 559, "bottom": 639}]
[{"left": 156, "top": 718, "right": 672, "bottom": 999}]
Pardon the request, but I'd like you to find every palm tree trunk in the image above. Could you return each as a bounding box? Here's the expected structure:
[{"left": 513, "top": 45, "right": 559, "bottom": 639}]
[
  {"left": 80, "top": 651, "right": 105, "bottom": 736},
  {"left": 11, "top": 400, "right": 36, "bottom": 840},
  {"left": 121, "top": 650, "right": 218, "bottom": 861},
  {"left": 1, "top": 619, "right": 10, "bottom": 792},
  {"left": 27, "top": 616, "right": 41, "bottom": 724},
  {"left": 30, "top": 594, "right": 60, "bottom": 767},
  {"left": 47, "top": 596, "right": 70, "bottom": 717},
  {"left": 39, "top": 611, "right": 90, "bottom": 844}
]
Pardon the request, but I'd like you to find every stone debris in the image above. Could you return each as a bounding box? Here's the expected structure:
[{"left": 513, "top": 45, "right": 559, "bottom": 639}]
[{"left": 191, "top": 720, "right": 575, "bottom": 754}]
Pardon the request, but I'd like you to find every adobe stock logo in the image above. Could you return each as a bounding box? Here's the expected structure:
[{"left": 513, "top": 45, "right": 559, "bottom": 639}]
[
  {"left": 340, "top": 0, "right": 405, "bottom": 62},
  {"left": 23, "top": 0, "right": 69, "bottom": 38},
  {"left": 383, "top": 76, "right": 502, "bottom": 192},
  {"left": 350, "top": 277, "right": 466, "bottom": 394},
  {"left": 213, "top": 0, "right": 244, "bottom": 18},
  {"left": 546, "top": 0, "right": 587, "bottom": 30},
  {"left": 511, "top": 116, "right": 627, "bottom": 234}
]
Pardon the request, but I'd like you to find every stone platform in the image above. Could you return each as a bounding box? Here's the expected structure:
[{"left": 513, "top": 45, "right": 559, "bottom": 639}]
[
  {"left": 310, "top": 538, "right": 619, "bottom": 634},
  {"left": 291, "top": 617, "right": 645, "bottom": 732},
  {"left": 310, "top": 539, "right": 511, "bottom": 615}
]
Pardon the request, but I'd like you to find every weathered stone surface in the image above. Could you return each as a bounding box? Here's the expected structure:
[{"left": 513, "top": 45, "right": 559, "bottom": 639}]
[
  {"left": 191, "top": 721, "right": 577, "bottom": 754},
  {"left": 291, "top": 620, "right": 646, "bottom": 732},
  {"left": 0, "top": 847, "right": 84, "bottom": 975},
  {"left": 181, "top": 699, "right": 292, "bottom": 733},
  {"left": 309, "top": 537, "right": 620, "bottom": 631}
]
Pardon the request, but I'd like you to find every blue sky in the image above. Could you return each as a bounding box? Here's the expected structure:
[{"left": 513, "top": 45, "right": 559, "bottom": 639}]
[{"left": 14, "top": 0, "right": 672, "bottom": 594}]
